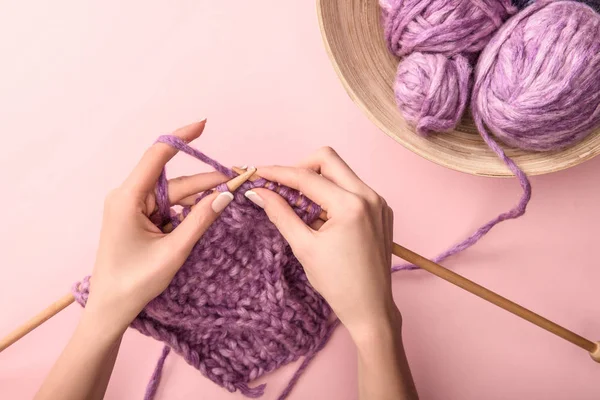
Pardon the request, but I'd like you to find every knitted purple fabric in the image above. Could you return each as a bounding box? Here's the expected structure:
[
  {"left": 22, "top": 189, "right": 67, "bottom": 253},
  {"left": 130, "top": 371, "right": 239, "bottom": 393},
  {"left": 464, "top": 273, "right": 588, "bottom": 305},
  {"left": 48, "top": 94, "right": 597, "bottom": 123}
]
[
  {"left": 72, "top": 135, "right": 337, "bottom": 399},
  {"left": 472, "top": 0, "right": 600, "bottom": 151}
]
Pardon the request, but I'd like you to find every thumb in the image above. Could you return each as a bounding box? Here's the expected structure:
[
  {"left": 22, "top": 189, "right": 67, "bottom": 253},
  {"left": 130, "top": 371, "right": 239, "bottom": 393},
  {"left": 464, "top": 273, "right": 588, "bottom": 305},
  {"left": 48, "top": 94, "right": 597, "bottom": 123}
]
[
  {"left": 164, "top": 190, "right": 233, "bottom": 254},
  {"left": 246, "top": 188, "right": 314, "bottom": 248}
]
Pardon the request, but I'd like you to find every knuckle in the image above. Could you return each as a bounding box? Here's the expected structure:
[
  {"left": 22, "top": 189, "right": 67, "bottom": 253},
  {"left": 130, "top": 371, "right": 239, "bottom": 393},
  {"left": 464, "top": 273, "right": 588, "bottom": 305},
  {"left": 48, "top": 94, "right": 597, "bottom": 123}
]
[
  {"left": 344, "top": 194, "right": 369, "bottom": 217},
  {"left": 297, "top": 167, "right": 317, "bottom": 181},
  {"left": 364, "top": 191, "right": 382, "bottom": 207},
  {"left": 380, "top": 196, "right": 389, "bottom": 208},
  {"left": 291, "top": 231, "right": 314, "bottom": 256},
  {"left": 317, "top": 146, "right": 338, "bottom": 159},
  {"left": 104, "top": 186, "right": 139, "bottom": 215},
  {"left": 300, "top": 167, "right": 317, "bottom": 176},
  {"left": 103, "top": 188, "right": 121, "bottom": 208}
]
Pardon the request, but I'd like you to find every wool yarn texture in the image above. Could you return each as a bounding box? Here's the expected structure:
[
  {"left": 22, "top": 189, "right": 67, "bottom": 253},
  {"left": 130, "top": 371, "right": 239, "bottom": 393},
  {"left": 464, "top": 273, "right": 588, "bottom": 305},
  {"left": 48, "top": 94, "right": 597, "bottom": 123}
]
[
  {"left": 381, "top": 0, "right": 516, "bottom": 136},
  {"left": 472, "top": 0, "right": 600, "bottom": 151},
  {"left": 394, "top": 52, "right": 471, "bottom": 135},
  {"left": 378, "top": 0, "right": 526, "bottom": 268},
  {"left": 73, "top": 135, "right": 338, "bottom": 400},
  {"left": 382, "top": 0, "right": 516, "bottom": 57}
]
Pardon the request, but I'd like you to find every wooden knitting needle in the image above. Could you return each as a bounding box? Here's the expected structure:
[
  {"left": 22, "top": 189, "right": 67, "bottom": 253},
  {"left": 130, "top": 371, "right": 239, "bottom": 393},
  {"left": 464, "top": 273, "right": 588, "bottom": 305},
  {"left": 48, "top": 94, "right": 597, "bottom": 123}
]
[
  {"left": 0, "top": 293, "right": 76, "bottom": 352},
  {"left": 162, "top": 167, "right": 256, "bottom": 232},
  {"left": 0, "top": 168, "right": 257, "bottom": 353},
  {"left": 232, "top": 167, "right": 600, "bottom": 362},
  {"left": 233, "top": 166, "right": 328, "bottom": 220}
]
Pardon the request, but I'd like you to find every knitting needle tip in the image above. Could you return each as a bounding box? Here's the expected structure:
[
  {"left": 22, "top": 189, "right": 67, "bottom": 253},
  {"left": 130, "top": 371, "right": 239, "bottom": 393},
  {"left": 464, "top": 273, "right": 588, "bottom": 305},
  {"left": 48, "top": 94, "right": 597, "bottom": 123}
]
[
  {"left": 226, "top": 167, "right": 257, "bottom": 192},
  {"left": 232, "top": 166, "right": 261, "bottom": 183}
]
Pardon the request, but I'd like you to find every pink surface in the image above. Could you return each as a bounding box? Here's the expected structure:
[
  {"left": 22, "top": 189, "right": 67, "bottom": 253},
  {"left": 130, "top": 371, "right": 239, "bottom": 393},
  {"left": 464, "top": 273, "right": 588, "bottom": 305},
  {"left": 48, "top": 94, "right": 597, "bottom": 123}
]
[{"left": 0, "top": 1, "right": 598, "bottom": 399}]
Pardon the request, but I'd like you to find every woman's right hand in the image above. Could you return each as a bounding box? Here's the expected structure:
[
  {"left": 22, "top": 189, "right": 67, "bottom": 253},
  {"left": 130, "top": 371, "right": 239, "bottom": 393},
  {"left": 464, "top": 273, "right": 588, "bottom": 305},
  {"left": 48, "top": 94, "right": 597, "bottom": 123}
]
[
  {"left": 244, "top": 147, "right": 397, "bottom": 340},
  {"left": 247, "top": 148, "right": 417, "bottom": 399}
]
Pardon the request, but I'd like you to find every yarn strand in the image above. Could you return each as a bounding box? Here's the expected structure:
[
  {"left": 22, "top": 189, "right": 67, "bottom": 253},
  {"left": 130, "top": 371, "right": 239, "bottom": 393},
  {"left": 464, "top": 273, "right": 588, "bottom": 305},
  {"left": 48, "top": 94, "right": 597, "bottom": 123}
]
[
  {"left": 155, "top": 135, "right": 235, "bottom": 178},
  {"left": 276, "top": 320, "right": 341, "bottom": 400},
  {"left": 393, "top": 109, "right": 531, "bottom": 272},
  {"left": 144, "top": 346, "right": 171, "bottom": 400}
]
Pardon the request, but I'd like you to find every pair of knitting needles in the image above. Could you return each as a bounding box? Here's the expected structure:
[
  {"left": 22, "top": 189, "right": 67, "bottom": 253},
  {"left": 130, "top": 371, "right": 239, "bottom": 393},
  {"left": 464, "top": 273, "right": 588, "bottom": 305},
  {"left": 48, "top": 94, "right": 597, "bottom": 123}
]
[{"left": 1, "top": 167, "right": 599, "bottom": 364}]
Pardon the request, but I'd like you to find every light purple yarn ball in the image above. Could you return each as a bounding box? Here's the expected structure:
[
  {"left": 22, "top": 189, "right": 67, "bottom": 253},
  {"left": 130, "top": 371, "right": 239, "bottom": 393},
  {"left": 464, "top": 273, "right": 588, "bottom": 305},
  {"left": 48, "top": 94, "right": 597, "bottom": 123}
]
[
  {"left": 394, "top": 52, "right": 471, "bottom": 135},
  {"left": 472, "top": 0, "right": 600, "bottom": 151},
  {"left": 383, "top": 0, "right": 516, "bottom": 57}
]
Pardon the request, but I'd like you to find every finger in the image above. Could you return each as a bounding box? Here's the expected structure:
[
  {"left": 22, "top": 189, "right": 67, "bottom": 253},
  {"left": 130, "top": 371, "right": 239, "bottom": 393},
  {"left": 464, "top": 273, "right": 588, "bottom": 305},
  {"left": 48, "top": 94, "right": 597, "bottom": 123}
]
[
  {"left": 245, "top": 188, "right": 314, "bottom": 248},
  {"left": 167, "top": 171, "right": 229, "bottom": 206},
  {"left": 162, "top": 189, "right": 233, "bottom": 256},
  {"left": 296, "top": 146, "right": 368, "bottom": 194},
  {"left": 124, "top": 120, "right": 206, "bottom": 194},
  {"left": 256, "top": 165, "right": 349, "bottom": 213}
]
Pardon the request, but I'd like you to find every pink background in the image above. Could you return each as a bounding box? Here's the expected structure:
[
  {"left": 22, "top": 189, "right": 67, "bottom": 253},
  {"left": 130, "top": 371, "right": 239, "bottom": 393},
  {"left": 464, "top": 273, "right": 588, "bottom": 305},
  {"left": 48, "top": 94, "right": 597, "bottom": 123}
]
[{"left": 1, "top": 1, "right": 599, "bottom": 399}]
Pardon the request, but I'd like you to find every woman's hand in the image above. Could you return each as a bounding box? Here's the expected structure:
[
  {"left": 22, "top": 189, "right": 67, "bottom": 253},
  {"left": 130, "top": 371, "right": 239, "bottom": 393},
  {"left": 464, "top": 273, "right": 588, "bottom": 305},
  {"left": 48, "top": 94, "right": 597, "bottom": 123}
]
[
  {"left": 245, "top": 147, "right": 418, "bottom": 400},
  {"left": 246, "top": 147, "right": 395, "bottom": 338},
  {"left": 86, "top": 120, "right": 234, "bottom": 333},
  {"left": 36, "top": 121, "right": 237, "bottom": 400}
]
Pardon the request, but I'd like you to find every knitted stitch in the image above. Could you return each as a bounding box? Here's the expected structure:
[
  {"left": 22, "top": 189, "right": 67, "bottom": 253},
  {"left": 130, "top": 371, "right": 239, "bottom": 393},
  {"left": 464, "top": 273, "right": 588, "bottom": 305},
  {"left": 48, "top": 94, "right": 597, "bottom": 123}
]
[{"left": 73, "top": 135, "right": 336, "bottom": 399}]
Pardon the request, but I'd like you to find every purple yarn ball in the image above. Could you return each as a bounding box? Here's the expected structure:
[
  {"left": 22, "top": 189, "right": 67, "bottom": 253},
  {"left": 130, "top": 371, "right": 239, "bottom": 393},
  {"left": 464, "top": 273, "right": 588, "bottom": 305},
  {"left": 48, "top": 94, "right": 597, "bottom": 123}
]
[
  {"left": 394, "top": 52, "right": 472, "bottom": 135},
  {"left": 472, "top": 0, "right": 600, "bottom": 151},
  {"left": 383, "top": 0, "right": 516, "bottom": 57}
]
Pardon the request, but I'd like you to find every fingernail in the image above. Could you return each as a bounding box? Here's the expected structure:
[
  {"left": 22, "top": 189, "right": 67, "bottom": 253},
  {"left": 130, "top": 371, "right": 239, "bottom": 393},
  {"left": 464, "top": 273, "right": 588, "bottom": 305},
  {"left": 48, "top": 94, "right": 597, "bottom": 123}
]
[
  {"left": 245, "top": 190, "right": 264, "bottom": 208},
  {"left": 212, "top": 192, "right": 234, "bottom": 213}
]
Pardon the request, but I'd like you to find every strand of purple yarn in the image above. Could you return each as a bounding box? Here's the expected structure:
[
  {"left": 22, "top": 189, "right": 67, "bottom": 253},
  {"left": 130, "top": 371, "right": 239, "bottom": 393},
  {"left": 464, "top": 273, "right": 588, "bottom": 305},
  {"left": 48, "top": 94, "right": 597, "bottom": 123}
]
[
  {"left": 275, "top": 320, "right": 341, "bottom": 400},
  {"left": 392, "top": 156, "right": 531, "bottom": 271},
  {"left": 392, "top": 96, "right": 532, "bottom": 271},
  {"left": 143, "top": 346, "right": 171, "bottom": 400},
  {"left": 156, "top": 135, "right": 236, "bottom": 178}
]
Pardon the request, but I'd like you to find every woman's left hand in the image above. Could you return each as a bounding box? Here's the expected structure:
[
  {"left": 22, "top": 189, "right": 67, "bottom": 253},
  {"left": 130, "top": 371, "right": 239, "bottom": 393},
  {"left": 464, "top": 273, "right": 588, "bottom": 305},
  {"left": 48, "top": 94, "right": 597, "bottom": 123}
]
[{"left": 85, "top": 120, "right": 233, "bottom": 333}]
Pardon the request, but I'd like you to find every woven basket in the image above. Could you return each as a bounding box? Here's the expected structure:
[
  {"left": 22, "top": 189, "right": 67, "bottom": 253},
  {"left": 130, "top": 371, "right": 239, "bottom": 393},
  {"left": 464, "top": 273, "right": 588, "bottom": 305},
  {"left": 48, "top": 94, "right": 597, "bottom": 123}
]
[{"left": 317, "top": 0, "right": 600, "bottom": 177}]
